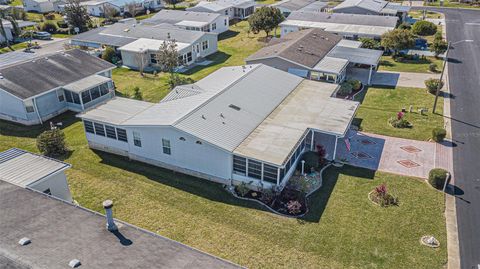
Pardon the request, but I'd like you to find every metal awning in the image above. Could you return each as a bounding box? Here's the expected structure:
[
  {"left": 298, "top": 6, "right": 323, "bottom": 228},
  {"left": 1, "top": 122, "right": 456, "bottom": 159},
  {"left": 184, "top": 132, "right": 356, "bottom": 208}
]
[
  {"left": 313, "top": 56, "right": 348, "bottom": 74},
  {"left": 63, "top": 74, "right": 111, "bottom": 93},
  {"left": 327, "top": 46, "right": 382, "bottom": 66}
]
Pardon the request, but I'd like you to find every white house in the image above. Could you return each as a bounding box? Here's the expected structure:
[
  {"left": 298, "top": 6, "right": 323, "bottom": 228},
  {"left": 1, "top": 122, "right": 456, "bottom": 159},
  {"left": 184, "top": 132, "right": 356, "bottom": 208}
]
[
  {"left": 272, "top": 0, "right": 326, "bottom": 17},
  {"left": 71, "top": 22, "right": 218, "bottom": 71},
  {"left": 333, "top": 0, "right": 410, "bottom": 21},
  {"left": 74, "top": 0, "right": 163, "bottom": 17},
  {"left": 187, "top": 0, "right": 255, "bottom": 20},
  {"left": 280, "top": 11, "right": 399, "bottom": 39},
  {"left": 79, "top": 64, "right": 358, "bottom": 189},
  {"left": 0, "top": 49, "right": 116, "bottom": 125},
  {"left": 0, "top": 148, "right": 72, "bottom": 202},
  {"left": 23, "top": 0, "right": 59, "bottom": 13},
  {"left": 142, "top": 9, "right": 229, "bottom": 34},
  {"left": 0, "top": 20, "right": 37, "bottom": 43}
]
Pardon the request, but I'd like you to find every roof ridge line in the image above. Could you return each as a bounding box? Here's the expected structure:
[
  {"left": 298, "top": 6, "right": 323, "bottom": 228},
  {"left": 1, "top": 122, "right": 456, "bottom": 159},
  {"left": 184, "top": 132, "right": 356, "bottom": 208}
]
[{"left": 172, "top": 65, "right": 262, "bottom": 126}]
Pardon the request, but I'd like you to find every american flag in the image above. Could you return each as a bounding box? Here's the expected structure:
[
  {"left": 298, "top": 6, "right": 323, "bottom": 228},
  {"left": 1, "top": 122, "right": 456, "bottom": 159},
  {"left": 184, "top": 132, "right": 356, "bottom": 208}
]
[{"left": 345, "top": 137, "right": 351, "bottom": 152}]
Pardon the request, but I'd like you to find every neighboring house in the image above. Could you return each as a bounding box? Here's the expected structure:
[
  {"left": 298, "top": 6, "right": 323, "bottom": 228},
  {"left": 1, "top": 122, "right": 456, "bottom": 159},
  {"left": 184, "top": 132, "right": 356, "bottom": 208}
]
[
  {"left": 0, "top": 49, "right": 116, "bottom": 125},
  {"left": 0, "top": 20, "right": 37, "bottom": 43},
  {"left": 78, "top": 64, "right": 359, "bottom": 189},
  {"left": 0, "top": 148, "right": 72, "bottom": 202},
  {"left": 296, "top": 1, "right": 328, "bottom": 12},
  {"left": 142, "top": 9, "right": 229, "bottom": 34},
  {"left": 272, "top": 0, "right": 326, "bottom": 17},
  {"left": 245, "top": 29, "right": 382, "bottom": 84},
  {"left": 23, "top": 0, "right": 59, "bottom": 13},
  {"left": 69, "top": 0, "right": 163, "bottom": 17},
  {"left": 0, "top": 180, "right": 241, "bottom": 268},
  {"left": 332, "top": 0, "right": 410, "bottom": 21},
  {"left": 280, "top": 11, "right": 398, "bottom": 39},
  {"left": 71, "top": 22, "right": 218, "bottom": 70},
  {"left": 187, "top": 0, "right": 255, "bottom": 20}
]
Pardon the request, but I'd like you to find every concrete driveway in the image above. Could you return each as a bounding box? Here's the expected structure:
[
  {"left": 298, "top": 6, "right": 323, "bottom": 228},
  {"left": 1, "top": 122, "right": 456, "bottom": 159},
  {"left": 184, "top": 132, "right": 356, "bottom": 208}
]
[
  {"left": 348, "top": 68, "right": 440, "bottom": 88},
  {"left": 336, "top": 130, "right": 438, "bottom": 178},
  {"left": 28, "top": 38, "right": 69, "bottom": 56}
]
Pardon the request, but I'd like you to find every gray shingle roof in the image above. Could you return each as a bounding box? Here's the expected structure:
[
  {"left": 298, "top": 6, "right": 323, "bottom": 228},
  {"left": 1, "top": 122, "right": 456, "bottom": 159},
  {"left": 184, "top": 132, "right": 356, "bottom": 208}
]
[
  {"left": 0, "top": 49, "right": 115, "bottom": 100},
  {"left": 245, "top": 28, "right": 342, "bottom": 69},
  {"left": 286, "top": 11, "right": 398, "bottom": 28},
  {"left": 0, "top": 180, "right": 242, "bottom": 269},
  {"left": 142, "top": 9, "right": 221, "bottom": 25}
]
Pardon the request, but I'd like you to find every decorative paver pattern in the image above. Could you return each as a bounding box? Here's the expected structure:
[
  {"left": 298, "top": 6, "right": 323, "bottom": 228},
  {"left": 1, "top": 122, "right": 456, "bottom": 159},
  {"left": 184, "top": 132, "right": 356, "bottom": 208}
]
[
  {"left": 351, "top": 151, "right": 373, "bottom": 160},
  {"left": 400, "top": 145, "right": 422, "bottom": 153},
  {"left": 359, "top": 139, "right": 376, "bottom": 145},
  {"left": 397, "top": 159, "right": 421, "bottom": 168}
]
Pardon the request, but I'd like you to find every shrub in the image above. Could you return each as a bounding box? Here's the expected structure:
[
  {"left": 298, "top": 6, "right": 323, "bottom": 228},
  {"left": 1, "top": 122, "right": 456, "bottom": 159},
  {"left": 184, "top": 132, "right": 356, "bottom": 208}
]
[
  {"left": 299, "top": 151, "right": 320, "bottom": 173},
  {"left": 429, "top": 63, "right": 438, "bottom": 72},
  {"left": 398, "top": 22, "right": 411, "bottom": 30},
  {"left": 57, "top": 20, "right": 68, "bottom": 28},
  {"left": 260, "top": 187, "right": 276, "bottom": 205},
  {"left": 101, "top": 46, "right": 116, "bottom": 63},
  {"left": 286, "top": 200, "right": 302, "bottom": 215},
  {"left": 337, "top": 81, "right": 353, "bottom": 96},
  {"left": 132, "top": 86, "right": 143, "bottom": 100},
  {"left": 425, "top": 78, "right": 444, "bottom": 94},
  {"left": 39, "top": 21, "right": 58, "bottom": 33},
  {"left": 428, "top": 168, "right": 448, "bottom": 189},
  {"left": 56, "top": 28, "right": 70, "bottom": 35},
  {"left": 359, "top": 37, "right": 381, "bottom": 49},
  {"left": 369, "top": 183, "right": 398, "bottom": 207},
  {"left": 388, "top": 117, "right": 411, "bottom": 128},
  {"left": 235, "top": 181, "right": 251, "bottom": 197},
  {"left": 348, "top": 79, "right": 362, "bottom": 91},
  {"left": 44, "top": 13, "right": 56, "bottom": 20},
  {"left": 36, "top": 128, "right": 68, "bottom": 157},
  {"left": 432, "top": 128, "right": 447, "bottom": 142},
  {"left": 412, "top": 20, "right": 437, "bottom": 36},
  {"left": 167, "top": 73, "right": 195, "bottom": 89}
]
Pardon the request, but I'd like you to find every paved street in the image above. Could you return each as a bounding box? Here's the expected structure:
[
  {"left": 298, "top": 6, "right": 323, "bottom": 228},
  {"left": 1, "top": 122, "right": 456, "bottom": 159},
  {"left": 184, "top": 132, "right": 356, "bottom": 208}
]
[{"left": 417, "top": 7, "right": 480, "bottom": 268}]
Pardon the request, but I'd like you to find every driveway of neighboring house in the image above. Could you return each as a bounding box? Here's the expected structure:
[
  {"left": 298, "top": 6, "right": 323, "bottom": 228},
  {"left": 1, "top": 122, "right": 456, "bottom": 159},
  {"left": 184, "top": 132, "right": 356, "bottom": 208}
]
[
  {"left": 29, "top": 38, "right": 69, "bottom": 56},
  {"left": 348, "top": 68, "right": 440, "bottom": 88},
  {"left": 336, "top": 130, "right": 439, "bottom": 178}
]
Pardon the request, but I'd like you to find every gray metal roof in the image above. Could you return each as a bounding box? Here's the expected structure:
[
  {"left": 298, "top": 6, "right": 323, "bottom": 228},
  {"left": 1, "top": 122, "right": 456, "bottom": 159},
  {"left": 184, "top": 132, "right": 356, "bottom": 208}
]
[
  {"left": 0, "top": 180, "right": 242, "bottom": 269},
  {"left": 0, "top": 51, "right": 38, "bottom": 68},
  {"left": 70, "top": 23, "right": 209, "bottom": 48},
  {"left": 63, "top": 74, "right": 112, "bottom": 93},
  {"left": 273, "top": 0, "right": 316, "bottom": 12},
  {"left": 142, "top": 10, "right": 221, "bottom": 25},
  {"left": 79, "top": 97, "right": 154, "bottom": 125},
  {"left": 188, "top": 0, "right": 254, "bottom": 12},
  {"left": 313, "top": 56, "right": 348, "bottom": 74},
  {"left": 333, "top": 0, "right": 386, "bottom": 13},
  {"left": 0, "top": 49, "right": 115, "bottom": 100},
  {"left": 286, "top": 11, "right": 398, "bottom": 28},
  {"left": 0, "top": 148, "right": 71, "bottom": 187},
  {"left": 297, "top": 1, "right": 328, "bottom": 12},
  {"left": 328, "top": 46, "right": 383, "bottom": 66}
]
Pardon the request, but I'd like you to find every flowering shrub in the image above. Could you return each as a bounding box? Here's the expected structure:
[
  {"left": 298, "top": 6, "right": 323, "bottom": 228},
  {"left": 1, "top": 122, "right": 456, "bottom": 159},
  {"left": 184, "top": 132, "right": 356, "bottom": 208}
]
[
  {"left": 287, "top": 200, "right": 302, "bottom": 214},
  {"left": 369, "top": 183, "right": 398, "bottom": 207}
]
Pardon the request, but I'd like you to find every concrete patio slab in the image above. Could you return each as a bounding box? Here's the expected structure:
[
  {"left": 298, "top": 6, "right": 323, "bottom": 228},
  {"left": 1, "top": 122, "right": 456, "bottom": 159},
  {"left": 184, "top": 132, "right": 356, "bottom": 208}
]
[{"left": 348, "top": 68, "right": 441, "bottom": 88}]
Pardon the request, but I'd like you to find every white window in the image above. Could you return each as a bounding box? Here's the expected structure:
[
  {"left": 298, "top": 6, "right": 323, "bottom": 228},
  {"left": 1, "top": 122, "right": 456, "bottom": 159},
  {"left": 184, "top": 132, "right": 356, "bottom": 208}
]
[
  {"left": 162, "top": 138, "right": 171, "bottom": 155},
  {"left": 211, "top": 23, "right": 216, "bottom": 31},
  {"left": 24, "top": 99, "right": 34, "bottom": 113},
  {"left": 57, "top": 90, "right": 65, "bottom": 102},
  {"left": 224, "top": 9, "right": 228, "bottom": 15},
  {"left": 202, "top": 40, "right": 208, "bottom": 50},
  {"left": 224, "top": 19, "right": 227, "bottom": 26},
  {"left": 133, "top": 131, "right": 142, "bottom": 147}
]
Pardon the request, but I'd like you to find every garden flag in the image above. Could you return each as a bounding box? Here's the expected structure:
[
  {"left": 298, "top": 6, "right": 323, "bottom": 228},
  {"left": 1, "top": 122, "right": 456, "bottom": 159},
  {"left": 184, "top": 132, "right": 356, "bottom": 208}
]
[{"left": 345, "top": 137, "right": 351, "bottom": 152}]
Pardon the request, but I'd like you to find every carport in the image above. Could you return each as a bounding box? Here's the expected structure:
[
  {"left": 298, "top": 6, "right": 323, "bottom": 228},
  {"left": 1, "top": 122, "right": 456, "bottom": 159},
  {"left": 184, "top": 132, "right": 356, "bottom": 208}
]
[{"left": 327, "top": 46, "right": 383, "bottom": 85}]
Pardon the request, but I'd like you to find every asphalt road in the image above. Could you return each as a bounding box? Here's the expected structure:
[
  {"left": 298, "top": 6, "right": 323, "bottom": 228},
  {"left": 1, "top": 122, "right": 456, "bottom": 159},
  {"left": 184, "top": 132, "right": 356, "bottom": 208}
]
[{"left": 417, "top": 7, "right": 480, "bottom": 268}]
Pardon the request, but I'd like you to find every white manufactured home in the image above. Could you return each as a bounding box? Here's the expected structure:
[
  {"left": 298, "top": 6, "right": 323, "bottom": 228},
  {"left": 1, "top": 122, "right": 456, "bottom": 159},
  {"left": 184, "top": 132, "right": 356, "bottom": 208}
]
[
  {"left": 0, "top": 148, "right": 73, "bottom": 202},
  {"left": 79, "top": 64, "right": 358, "bottom": 189},
  {"left": 187, "top": 0, "right": 255, "bottom": 20}
]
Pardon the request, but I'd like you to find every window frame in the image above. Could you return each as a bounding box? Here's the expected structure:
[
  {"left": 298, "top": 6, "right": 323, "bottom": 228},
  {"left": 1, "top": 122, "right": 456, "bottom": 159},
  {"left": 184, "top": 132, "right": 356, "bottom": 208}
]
[
  {"left": 133, "top": 131, "right": 142, "bottom": 147},
  {"left": 162, "top": 138, "right": 171, "bottom": 155}
]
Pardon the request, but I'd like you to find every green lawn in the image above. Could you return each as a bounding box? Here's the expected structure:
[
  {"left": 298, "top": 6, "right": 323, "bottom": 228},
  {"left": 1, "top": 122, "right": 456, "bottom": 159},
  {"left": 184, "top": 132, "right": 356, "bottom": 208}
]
[
  {"left": 0, "top": 42, "right": 28, "bottom": 54},
  {"left": 113, "top": 20, "right": 265, "bottom": 102},
  {"left": 9, "top": 0, "right": 22, "bottom": 5},
  {"left": 0, "top": 116, "right": 447, "bottom": 268},
  {"left": 408, "top": 10, "right": 443, "bottom": 19},
  {"left": 379, "top": 56, "right": 444, "bottom": 73},
  {"left": 354, "top": 86, "right": 444, "bottom": 141}
]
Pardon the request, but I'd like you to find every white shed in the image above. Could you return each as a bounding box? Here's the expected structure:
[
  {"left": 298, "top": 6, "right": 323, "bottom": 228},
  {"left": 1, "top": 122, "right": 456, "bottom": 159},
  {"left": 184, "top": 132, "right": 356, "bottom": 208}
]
[{"left": 0, "top": 148, "right": 72, "bottom": 202}]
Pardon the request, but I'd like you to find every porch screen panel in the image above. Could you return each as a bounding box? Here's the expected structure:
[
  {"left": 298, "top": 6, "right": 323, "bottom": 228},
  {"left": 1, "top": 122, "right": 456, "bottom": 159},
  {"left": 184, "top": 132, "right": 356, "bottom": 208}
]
[
  {"left": 233, "top": 155, "right": 247, "bottom": 176},
  {"left": 72, "top": 92, "right": 81, "bottom": 104},
  {"left": 90, "top": 86, "right": 101, "bottom": 100},
  {"left": 99, "top": 83, "right": 109, "bottom": 95},
  {"left": 105, "top": 125, "right": 117, "bottom": 139},
  {"left": 263, "top": 164, "right": 278, "bottom": 184},
  {"left": 117, "top": 128, "right": 128, "bottom": 142},
  {"left": 247, "top": 160, "right": 262, "bottom": 180},
  {"left": 305, "top": 130, "right": 313, "bottom": 150},
  {"left": 81, "top": 91, "right": 91, "bottom": 104}
]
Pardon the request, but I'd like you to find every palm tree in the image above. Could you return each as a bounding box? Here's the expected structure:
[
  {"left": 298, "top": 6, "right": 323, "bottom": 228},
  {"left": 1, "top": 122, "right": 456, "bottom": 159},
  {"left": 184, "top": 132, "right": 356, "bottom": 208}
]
[{"left": 0, "top": 9, "right": 20, "bottom": 50}]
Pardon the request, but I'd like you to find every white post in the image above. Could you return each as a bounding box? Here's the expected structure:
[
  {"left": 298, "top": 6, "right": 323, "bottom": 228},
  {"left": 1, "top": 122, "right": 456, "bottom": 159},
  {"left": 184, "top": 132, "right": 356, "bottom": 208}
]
[
  {"left": 301, "top": 160, "right": 305, "bottom": 175},
  {"left": 102, "top": 200, "right": 118, "bottom": 232},
  {"left": 33, "top": 97, "right": 43, "bottom": 125},
  {"left": 333, "top": 136, "right": 338, "bottom": 162},
  {"left": 310, "top": 131, "right": 315, "bottom": 151},
  {"left": 276, "top": 167, "right": 280, "bottom": 186},
  {"left": 80, "top": 92, "right": 85, "bottom": 111},
  {"left": 368, "top": 65, "right": 373, "bottom": 85},
  {"left": 443, "top": 172, "right": 451, "bottom": 192}
]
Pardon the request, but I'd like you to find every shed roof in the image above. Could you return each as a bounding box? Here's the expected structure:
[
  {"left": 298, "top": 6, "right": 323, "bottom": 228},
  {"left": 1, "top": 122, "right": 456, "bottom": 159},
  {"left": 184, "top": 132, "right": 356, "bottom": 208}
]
[
  {"left": 0, "top": 181, "right": 242, "bottom": 269},
  {"left": 63, "top": 74, "right": 112, "bottom": 93},
  {"left": 246, "top": 28, "right": 342, "bottom": 69},
  {"left": 0, "top": 148, "right": 71, "bottom": 187},
  {"left": 234, "top": 80, "right": 358, "bottom": 165},
  {"left": 285, "top": 11, "right": 398, "bottom": 28},
  {"left": 273, "top": 0, "right": 316, "bottom": 12},
  {"left": 337, "top": 39, "right": 362, "bottom": 48},
  {"left": 0, "top": 49, "right": 115, "bottom": 100},
  {"left": 79, "top": 97, "right": 154, "bottom": 125},
  {"left": 281, "top": 19, "right": 394, "bottom": 37},
  {"left": 327, "top": 46, "right": 382, "bottom": 66},
  {"left": 313, "top": 56, "right": 348, "bottom": 74},
  {"left": 297, "top": 1, "right": 328, "bottom": 12},
  {"left": 333, "top": 0, "right": 386, "bottom": 13},
  {"left": 118, "top": 38, "right": 190, "bottom": 53},
  {"left": 142, "top": 9, "right": 221, "bottom": 25}
]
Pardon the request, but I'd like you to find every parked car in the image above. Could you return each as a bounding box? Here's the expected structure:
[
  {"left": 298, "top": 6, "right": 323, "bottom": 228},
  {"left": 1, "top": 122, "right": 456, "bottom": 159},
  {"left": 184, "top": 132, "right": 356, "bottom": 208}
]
[{"left": 33, "top": 31, "right": 52, "bottom": 40}]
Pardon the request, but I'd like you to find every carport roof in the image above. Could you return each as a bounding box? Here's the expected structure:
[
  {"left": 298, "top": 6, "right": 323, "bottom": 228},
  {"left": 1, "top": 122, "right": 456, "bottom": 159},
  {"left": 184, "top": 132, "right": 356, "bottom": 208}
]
[
  {"left": 328, "top": 46, "right": 382, "bottom": 66},
  {"left": 63, "top": 74, "right": 112, "bottom": 93},
  {"left": 234, "top": 80, "right": 359, "bottom": 166}
]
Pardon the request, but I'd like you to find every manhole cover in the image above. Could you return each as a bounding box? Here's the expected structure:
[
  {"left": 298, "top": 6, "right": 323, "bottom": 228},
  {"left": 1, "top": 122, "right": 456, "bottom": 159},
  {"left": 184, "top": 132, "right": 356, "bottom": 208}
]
[
  {"left": 400, "top": 145, "right": 422, "bottom": 153},
  {"left": 351, "top": 151, "right": 373, "bottom": 160},
  {"left": 358, "top": 139, "right": 376, "bottom": 145},
  {"left": 397, "top": 159, "right": 421, "bottom": 168}
]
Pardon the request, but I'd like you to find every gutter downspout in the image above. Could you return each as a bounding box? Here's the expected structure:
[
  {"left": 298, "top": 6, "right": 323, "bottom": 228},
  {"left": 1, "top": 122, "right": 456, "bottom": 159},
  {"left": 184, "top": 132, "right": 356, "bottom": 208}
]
[
  {"left": 33, "top": 97, "right": 43, "bottom": 125},
  {"left": 368, "top": 65, "right": 373, "bottom": 85}
]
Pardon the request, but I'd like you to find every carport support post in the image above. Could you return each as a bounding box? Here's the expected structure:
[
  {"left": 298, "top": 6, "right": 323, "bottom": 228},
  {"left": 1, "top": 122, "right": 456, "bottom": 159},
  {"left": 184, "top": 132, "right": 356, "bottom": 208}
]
[
  {"left": 368, "top": 65, "right": 373, "bottom": 85},
  {"left": 333, "top": 136, "right": 338, "bottom": 162}
]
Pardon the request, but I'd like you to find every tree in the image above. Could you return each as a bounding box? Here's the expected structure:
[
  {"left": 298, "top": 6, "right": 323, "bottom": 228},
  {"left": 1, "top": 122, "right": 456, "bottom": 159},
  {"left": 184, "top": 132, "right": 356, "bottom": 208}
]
[
  {"left": 248, "top": 6, "right": 284, "bottom": 38},
  {"left": 163, "top": 0, "right": 180, "bottom": 9},
  {"left": 132, "top": 86, "right": 143, "bottom": 100},
  {"left": 36, "top": 128, "right": 68, "bottom": 157},
  {"left": 103, "top": 5, "right": 119, "bottom": 20},
  {"left": 381, "top": 29, "right": 415, "bottom": 55},
  {"left": 167, "top": 73, "right": 194, "bottom": 89},
  {"left": 101, "top": 46, "right": 116, "bottom": 63},
  {"left": 154, "top": 40, "right": 181, "bottom": 84},
  {"left": 39, "top": 21, "right": 58, "bottom": 33},
  {"left": 425, "top": 78, "right": 444, "bottom": 94},
  {"left": 411, "top": 20, "right": 437, "bottom": 36},
  {"left": 0, "top": 9, "right": 19, "bottom": 49},
  {"left": 359, "top": 37, "right": 380, "bottom": 50},
  {"left": 430, "top": 34, "right": 447, "bottom": 57},
  {"left": 64, "top": 0, "right": 91, "bottom": 33},
  {"left": 124, "top": 2, "right": 138, "bottom": 17}
]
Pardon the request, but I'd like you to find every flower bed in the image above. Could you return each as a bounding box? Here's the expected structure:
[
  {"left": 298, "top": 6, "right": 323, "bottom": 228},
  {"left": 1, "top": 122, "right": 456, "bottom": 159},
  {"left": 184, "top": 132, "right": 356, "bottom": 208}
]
[{"left": 368, "top": 183, "right": 398, "bottom": 207}]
